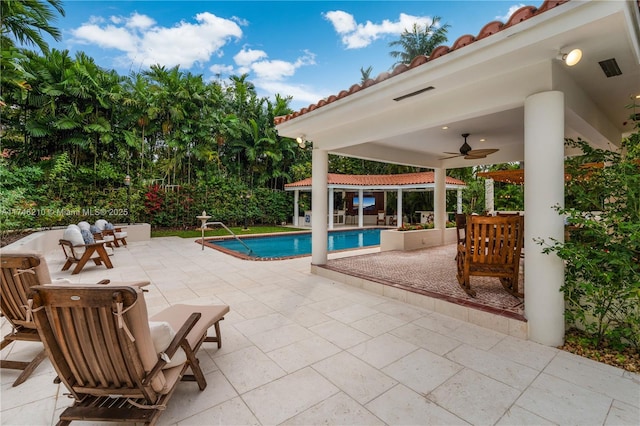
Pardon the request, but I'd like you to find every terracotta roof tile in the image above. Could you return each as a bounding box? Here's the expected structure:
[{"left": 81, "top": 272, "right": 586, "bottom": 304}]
[
  {"left": 274, "top": 0, "right": 569, "bottom": 126},
  {"left": 285, "top": 172, "right": 465, "bottom": 188}
]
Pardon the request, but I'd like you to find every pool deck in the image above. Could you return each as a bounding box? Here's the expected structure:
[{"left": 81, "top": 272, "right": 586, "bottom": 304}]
[{"left": 2, "top": 237, "right": 639, "bottom": 425}]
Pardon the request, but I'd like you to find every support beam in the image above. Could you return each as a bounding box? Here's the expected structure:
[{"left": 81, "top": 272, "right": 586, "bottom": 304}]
[
  {"left": 293, "top": 190, "right": 299, "bottom": 226},
  {"left": 457, "top": 189, "right": 463, "bottom": 214},
  {"left": 358, "top": 188, "right": 364, "bottom": 228},
  {"left": 524, "top": 91, "right": 565, "bottom": 346},
  {"left": 311, "top": 149, "right": 328, "bottom": 265},
  {"left": 434, "top": 168, "right": 446, "bottom": 230},
  {"left": 328, "top": 188, "right": 334, "bottom": 230},
  {"left": 397, "top": 189, "right": 403, "bottom": 228}
]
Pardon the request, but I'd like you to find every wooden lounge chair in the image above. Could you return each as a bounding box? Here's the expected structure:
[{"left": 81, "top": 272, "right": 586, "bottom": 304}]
[
  {"left": 29, "top": 284, "right": 229, "bottom": 425},
  {"left": 59, "top": 239, "right": 113, "bottom": 274},
  {"left": 95, "top": 219, "right": 128, "bottom": 247},
  {"left": 0, "top": 252, "right": 51, "bottom": 386},
  {"left": 456, "top": 215, "right": 524, "bottom": 297}
]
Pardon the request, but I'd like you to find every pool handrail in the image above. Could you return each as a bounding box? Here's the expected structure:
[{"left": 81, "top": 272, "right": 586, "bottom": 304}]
[{"left": 201, "top": 221, "right": 253, "bottom": 255}]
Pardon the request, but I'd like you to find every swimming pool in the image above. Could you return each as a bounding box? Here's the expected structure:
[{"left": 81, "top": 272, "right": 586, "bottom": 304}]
[{"left": 204, "top": 228, "right": 381, "bottom": 260}]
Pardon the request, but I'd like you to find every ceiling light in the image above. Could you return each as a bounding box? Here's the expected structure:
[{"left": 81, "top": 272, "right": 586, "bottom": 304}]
[
  {"left": 442, "top": 126, "right": 449, "bottom": 130},
  {"left": 558, "top": 48, "right": 582, "bottom": 66},
  {"left": 296, "top": 136, "right": 304, "bottom": 144},
  {"left": 479, "top": 138, "right": 486, "bottom": 142}
]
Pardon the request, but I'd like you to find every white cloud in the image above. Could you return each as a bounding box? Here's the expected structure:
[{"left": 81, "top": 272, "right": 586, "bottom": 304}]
[
  {"left": 495, "top": 4, "right": 526, "bottom": 22},
  {"left": 324, "top": 11, "right": 435, "bottom": 49},
  {"left": 323, "top": 10, "right": 356, "bottom": 34},
  {"left": 126, "top": 12, "right": 155, "bottom": 29},
  {"left": 249, "top": 51, "right": 315, "bottom": 81},
  {"left": 256, "top": 80, "right": 326, "bottom": 106},
  {"left": 233, "top": 48, "right": 268, "bottom": 66},
  {"left": 209, "top": 64, "right": 234, "bottom": 75},
  {"left": 70, "top": 12, "right": 242, "bottom": 69}
]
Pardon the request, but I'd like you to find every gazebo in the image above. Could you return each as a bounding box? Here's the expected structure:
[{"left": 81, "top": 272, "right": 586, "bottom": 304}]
[
  {"left": 275, "top": 0, "right": 640, "bottom": 346},
  {"left": 284, "top": 172, "right": 466, "bottom": 228}
]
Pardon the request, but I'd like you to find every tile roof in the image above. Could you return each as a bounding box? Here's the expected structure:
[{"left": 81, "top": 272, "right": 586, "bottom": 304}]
[
  {"left": 285, "top": 172, "right": 466, "bottom": 188},
  {"left": 275, "top": 0, "right": 568, "bottom": 126}
]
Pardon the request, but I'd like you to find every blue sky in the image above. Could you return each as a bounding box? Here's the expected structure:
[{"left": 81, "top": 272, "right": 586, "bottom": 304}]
[{"left": 45, "top": 1, "right": 539, "bottom": 109}]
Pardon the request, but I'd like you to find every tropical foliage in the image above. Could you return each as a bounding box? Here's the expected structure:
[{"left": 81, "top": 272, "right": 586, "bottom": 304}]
[
  {"left": 389, "top": 17, "right": 450, "bottom": 66},
  {"left": 540, "top": 132, "right": 640, "bottom": 350}
]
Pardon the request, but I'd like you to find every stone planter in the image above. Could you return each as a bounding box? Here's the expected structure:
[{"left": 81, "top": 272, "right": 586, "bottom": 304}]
[{"left": 380, "top": 227, "right": 457, "bottom": 251}]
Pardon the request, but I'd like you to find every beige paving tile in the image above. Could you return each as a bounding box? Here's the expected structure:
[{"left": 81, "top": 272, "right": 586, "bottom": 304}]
[
  {"left": 267, "top": 335, "right": 341, "bottom": 373},
  {"left": 373, "top": 301, "right": 430, "bottom": 322},
  {"left": 449, "top": 322, "right": 507, "bottom": 351},
  {"left": 280, "top": 305, "right": 332, "bottom": 328},
  {"left": 247, "top": 323, "right": 314, "bottom": 352},
  {"left": 427, "top": 368, "right": 521, "bottom": 425},
  {"left": 366, "top": 384, "right": 469, "bottom": 425},
  {"left": 382, "top": 348, "right": 463, "bottom": 394},
  {"left": 229, "top": 299, "right": 275, "bottom": 320},
  {"left": 242, "top": 367, "right": 339, "bottom": 425},
  {"left": 213, "top": 346, "right": 286, "bottom": 394},
  {"left": 495, "top": 405, "right": 556, "bottom": 425},
  {"left": 0, "top": 370, "right": 60, "bottom": 411},
  {"left": 488, "top": 335, "right": 559, "bottom": 371},
  {"left": 604, "top": 400, "right": 640, "bottom": 426},
  {"left": 177, "top": 396, "right": 260, "bottom": 425},
  {"left": 327, "top": 304, "right": 378, "bottom": 323},
  {"left": 348, "top": 333, "right": 418, "bottom": 369},
  {"left": 309, "top": 319, "right": 371, "bottom": 349},
  {"left": 233, "top": 312, "right": 294, "bottom": 337},
  {"left": 1, "top": 393, "right": 59, "bottom": 425},
  {"left": 446, "top": 344, "right": 539, "bottom": 391},
  {"left": 313, "top": 351, "right": 397, "bottom": 404},
  {"left": 282, "top": 391, "right": 385, "bottom": 426},
  {"left": 389, "top": 323, "right": 462, "bottom": 356},
  {"left": 516, "top": 372, "right": 612, "bottom": 425},
  {"left": 159, "top": 370, "right": 238, "bottom": 424},
  {"left": 350, "top": 312, "right": 407, "bottom": 337},
  {"left": 412, "top": 312, "right": 466, "bottom": 334},
  {"left": 544, "top": 352, "right": 639, "bottom": 407}
]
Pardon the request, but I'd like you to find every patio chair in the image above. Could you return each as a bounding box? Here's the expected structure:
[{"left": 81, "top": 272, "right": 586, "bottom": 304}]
[
  {"left": 95, "top": 219, "right": 128, "bottom": 247},
  {"left": 376, "top": 210, "right": 386, "bottom": 226},
  {"left": 456, "top": 215, "right": 524, "bottom": 298},
  {"left": 29, "top": 284, "right": 229, "bottom": 425},
  {"left": 389, "top": 214, "right": 398, "bottom": 227},
  {"left": 59, "top": 225, "right": 114, "bottom": 275},
  {"left": 0, "top": 251, "right": 126, "bottom": 386}
]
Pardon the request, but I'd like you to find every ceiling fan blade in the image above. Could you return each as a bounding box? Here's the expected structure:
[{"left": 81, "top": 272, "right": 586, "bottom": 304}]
[
  {"left": 467, "top": 148, "right": 499, "bottom": 156},
  {"left": 464, "top": 154, "right": 487, "bottom": 159},
  {"left": 438, "top": 154, "right": 463, "bottom": 160}
]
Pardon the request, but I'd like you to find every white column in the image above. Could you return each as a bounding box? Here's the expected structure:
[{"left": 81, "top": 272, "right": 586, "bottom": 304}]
[
  {"left": 485, "top": 178, "right": 495, "bottom": 214},
  {"left": 358, "top": 188, "right": 364, "bottom": 228},
  {"left": 328, "top": 187, "right": 334, "bottom": 230},
  {"left": 293, "top": 190, "right": 299, "bottom": 226},
  {"left": 434, "top": 168, "right": 446, "bottom": 230},
  {"left": 524, "top": 91, "right": 565, "bottom": 346},
  {"left": 397, "top": 189, "right": 403, "bottom": 227},
  {"left": 312, "top": 149, "right": 328, "bottom": 265},
  {"left": 457, "top": 189, "right": 463, "bottom": 213}
]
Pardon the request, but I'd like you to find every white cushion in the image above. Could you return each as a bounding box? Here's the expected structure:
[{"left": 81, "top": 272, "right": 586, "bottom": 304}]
[
  {"left": 77, "top": 221, "right": 91, "bottom": 231},
  {"left": 95, "top": 219, "right": 108, "bottom": 231},
  {"left": 114, "top": 231, "right": 127, "bottom": 239},
  {"left": 148, "top": 321, "right": 187, "bottom": 369},
  {"left": 63, "top": 226, "right": 85, "bottom": 247}
]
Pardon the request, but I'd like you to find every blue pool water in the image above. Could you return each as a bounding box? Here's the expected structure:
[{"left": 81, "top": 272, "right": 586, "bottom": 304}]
[{"left": 207, "top": 228, "right": 381, "bottom": 259}]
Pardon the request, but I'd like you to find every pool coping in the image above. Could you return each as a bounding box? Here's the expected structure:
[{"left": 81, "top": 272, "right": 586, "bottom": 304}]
[{"left": 196, "top": 228, "right": 386, "bottom": 261}]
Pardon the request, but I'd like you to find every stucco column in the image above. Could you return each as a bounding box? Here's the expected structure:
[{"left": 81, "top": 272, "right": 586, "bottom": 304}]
[
  {"left": 434, "top": 168, "right": 446, "bottom": 230},
  {"left": 312, "top": 149, "right": 328, "bottom": 265},
  {"left": 485, "top": 178, "right": 495, "bottom": 214},
  {"left": 328, "top": 188, "right": 334, "bottom": 230},
  {"left": 457, "top": 189, "right": 463, "bottom": 213},
  {"left": 524, "top": 91, "right": 565, "bottom": 346},
  {"left": 397, "top": 189, "right": 403, "bottom": 227},
  {"left": 293, "top": 190, "right": 299, "bottom": 226},
  {"left": 358, "top": 188, "right": 364, "bottom": 228}
]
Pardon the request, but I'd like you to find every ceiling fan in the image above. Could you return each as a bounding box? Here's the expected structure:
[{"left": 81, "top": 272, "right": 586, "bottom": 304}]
[{"left": 440, "top": 133, "right": 499, "bottom": 160}]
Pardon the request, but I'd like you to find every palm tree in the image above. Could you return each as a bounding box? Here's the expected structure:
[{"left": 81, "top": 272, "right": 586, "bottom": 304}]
[
  {"left": 360, "top": 66, "right": 373, "bottom": 83},
  {"left": 0, "top": 0, "right": 65, "bottom": 53},
  {"left": 388, "top": 17, "right": 450, "bottom": 67}
]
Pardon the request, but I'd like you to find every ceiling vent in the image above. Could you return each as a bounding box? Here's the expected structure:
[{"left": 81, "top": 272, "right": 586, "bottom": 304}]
[
  {"left": 393, "top": 86, "right": 435, "bottom": 101},
  {"left": 598, "top": 58, "right": 622, "bottom": 77}
]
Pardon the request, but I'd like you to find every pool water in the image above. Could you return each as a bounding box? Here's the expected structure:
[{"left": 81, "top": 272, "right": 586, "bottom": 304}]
[{"left": 206, "top": 228, "right": 381, "bottom": 259}]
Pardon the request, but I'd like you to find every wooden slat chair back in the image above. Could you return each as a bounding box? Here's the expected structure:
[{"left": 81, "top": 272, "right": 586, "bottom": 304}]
[
  {"left": 376, "top": 210, "right": 386, "bottom": 225},
  {"left": 0, "top": 252, "right": 50, "bottom": 386},
  {"left": 456, "top": 215, "right": 524, "bottom": 298},
  {"left": 30, "top": 284, "right": 227, "bottom": 425}
]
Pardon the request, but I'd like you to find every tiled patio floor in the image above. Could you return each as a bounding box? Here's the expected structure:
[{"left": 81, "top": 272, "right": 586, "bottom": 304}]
[{"left": 2, "top": 237, "right": 639, "bottom": 425}]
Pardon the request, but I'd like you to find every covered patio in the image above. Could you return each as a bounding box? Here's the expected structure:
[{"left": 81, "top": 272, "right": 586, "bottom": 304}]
[
  {"left": 285, "top": 171, "right": 466, "bottom": 228},
  {"left": 276, "top": 0, "right": 640, "bottom": 346}
]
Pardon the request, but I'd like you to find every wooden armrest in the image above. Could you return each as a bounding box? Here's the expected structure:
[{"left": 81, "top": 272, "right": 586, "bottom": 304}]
[
  {"left": 96, "top": 279, "right": 110, "bottom": 285},
  {"left": 146, "top": 312, "right": 202, "bottom": 380}
]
